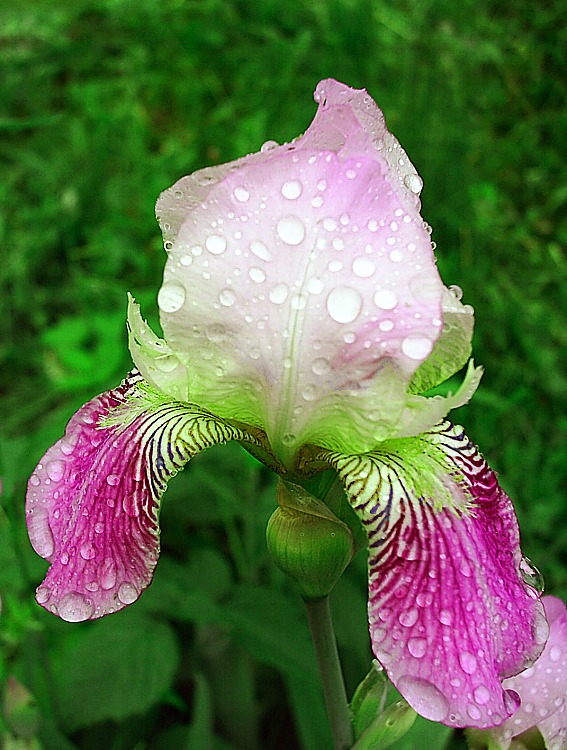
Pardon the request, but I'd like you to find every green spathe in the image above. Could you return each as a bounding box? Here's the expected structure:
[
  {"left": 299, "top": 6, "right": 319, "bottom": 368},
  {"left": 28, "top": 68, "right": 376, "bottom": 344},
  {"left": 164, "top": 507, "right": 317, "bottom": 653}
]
[{"left": 266, "top": 480, "right": 355, "bottom": 601}]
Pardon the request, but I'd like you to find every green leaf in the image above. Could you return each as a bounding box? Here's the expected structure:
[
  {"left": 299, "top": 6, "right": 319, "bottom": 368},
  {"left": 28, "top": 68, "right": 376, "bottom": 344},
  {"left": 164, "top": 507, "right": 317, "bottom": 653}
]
[
  {"left": 285, "top": 673, "right": 332, "bottom": 750},
  {"left": 186, "top": 673, "right": 214, "bottom": 750},
  {"left": 54, "top": 614, "right": 179, "bottom": 730},
  {"left": 223, "top": 585, "right": 318, "bottom": 680},
  {"left": 387, "top": 713, "right": 453, "bottom": 750}
]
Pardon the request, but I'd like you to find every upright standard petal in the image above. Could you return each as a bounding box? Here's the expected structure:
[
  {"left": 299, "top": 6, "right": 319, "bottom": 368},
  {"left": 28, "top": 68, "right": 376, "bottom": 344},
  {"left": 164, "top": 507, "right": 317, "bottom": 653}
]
[
  {"left": 134, "top": 79, "right": 478, "bottom": 465},
  {"left": 301, "top": 421, "right": 547, "bottom": 728},
  {"left": 26, "top": 371, "right": 266, "bottom": 621}
]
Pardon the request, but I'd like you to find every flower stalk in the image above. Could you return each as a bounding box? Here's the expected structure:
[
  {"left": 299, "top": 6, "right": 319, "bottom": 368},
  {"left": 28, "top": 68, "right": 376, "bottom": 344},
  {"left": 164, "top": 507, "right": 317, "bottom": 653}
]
[{"left": 304, "top": 596, "right": 354, "bottom": 750}]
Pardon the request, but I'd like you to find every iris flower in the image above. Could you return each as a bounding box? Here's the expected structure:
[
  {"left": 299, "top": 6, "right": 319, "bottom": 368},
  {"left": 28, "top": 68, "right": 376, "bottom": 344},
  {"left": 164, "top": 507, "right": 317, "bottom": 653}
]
[{"left": 27, "top": 79, "right": 546, "bottom": 729}]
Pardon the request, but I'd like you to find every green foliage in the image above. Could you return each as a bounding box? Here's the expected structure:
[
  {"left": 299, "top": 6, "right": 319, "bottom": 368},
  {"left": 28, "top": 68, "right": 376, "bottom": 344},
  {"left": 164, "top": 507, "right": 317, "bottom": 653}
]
[{"left": 0, "top": 0, "right": 564, "bottom": 747}]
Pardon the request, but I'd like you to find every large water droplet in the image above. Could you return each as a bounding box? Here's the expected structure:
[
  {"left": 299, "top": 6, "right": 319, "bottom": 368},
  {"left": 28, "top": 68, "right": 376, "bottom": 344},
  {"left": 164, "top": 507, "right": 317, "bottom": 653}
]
[
  {"left": 326, "top": 287, "right": 362, "bottom": 324},
  {"left": 36, "top": 585, "right": 50, "bottom": 604},
  {"left": 118, "top": 582, "right": 138, "bottom": 605},
  {"left": 269, "top": 284, "right": 288, "bottom": 304},
  {"left": 122, "top": 495, "right": 140, "bottom": 517},
  {"left": 276, "top": 216, "right": 305, "bottom": 245},
  {"left": 219, "top": 289, "right": 236, "bottom": 307},
  {"left": 459, "top": 652, "right": 478, "bottom": 674},
  {"left": 80, "top": 542, "right": 96, "bottom": 560},
  {"left": 408, "top": 637, "right": 427, "bottom": 658},
  {"left": 473, "top": 685, "right": 491, "bottom": 705},
  {"left": 352, "top": 257, "right": 376, "bottom": 278},
  {"left": 404, "top": 173, "right": 424, "bottom": 194},
  {"left": 206, "top": 234, "right": 227, "bottom": 254},
  {"left": 46, "top": 459, "right": 65, "bottom": 482},
  {"left": 520, "top": 556, "right": 545, "bottom": 593},
  {"left": 250, "top": 240, "right": 272, "bottom": 262},
  {"left": 399, "top": 609, "right": 419, "bottom": 627},
  {"left": 282, "top": 180, "right": 302, "bottom": 199},
  {"left": 374, "top": 289, "right": 398, "bottom": 310},
  {"left": 397, "top": 676, "right": 449, "bottom": 722},
  {"left": 28, "top": 506, "right": 54, "bottom": 558},
  {"left": 58, "top": 592, "right": 94, "bottom": 622},
  {"left": 158, "top": 282, "right": 186, "bottom": 313},
  {"left": 233, "top": 186, "right": 249, "bottom": 202},
  {"left": 100, "top": 559, "right": 117, "bottom": 590},
  {"left": 249, "top": 267, "right": 266, "bottom": 283},
  {"left": 402, "top": 336, "right": 433, "bottom": 360}
]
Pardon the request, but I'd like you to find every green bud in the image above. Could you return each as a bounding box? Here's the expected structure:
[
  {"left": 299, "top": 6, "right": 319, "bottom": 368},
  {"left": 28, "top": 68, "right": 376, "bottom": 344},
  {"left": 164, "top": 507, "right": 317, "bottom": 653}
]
[
  {"left": 352, "top": 699, "right": 417, "bottom": 750},
  {"left": 266, "top": 479, "right": 355, "bottom": 600}
]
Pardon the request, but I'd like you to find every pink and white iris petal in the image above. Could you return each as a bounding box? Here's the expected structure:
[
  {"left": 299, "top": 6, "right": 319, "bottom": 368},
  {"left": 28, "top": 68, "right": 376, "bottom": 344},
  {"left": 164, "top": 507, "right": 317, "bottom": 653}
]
[
  {"left": 136, "top": 156, "right": 444, "bottom": 464},
  {"left": 26, "top": 371, "right": 264, "bottom": 622},
  {"left": 302, "top": 421, "right": 547, "bottom": 728},
  {"left": 487, "top": 596, "right": 567, "bottom": 750}
]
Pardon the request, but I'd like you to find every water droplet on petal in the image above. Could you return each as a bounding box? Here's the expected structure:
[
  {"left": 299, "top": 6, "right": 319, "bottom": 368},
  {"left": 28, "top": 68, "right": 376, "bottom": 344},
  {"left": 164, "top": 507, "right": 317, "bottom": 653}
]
[
  {"left": 504, "top": 690, "right": 521, "bottom": 714},
  {"left": 249, "top": 267, "right": 266, "bottom": 283},
  {"left": 520, "top": 556, "right": 545, "bottom": 593},
  {"left": 549, "top": 645, "right": 562, "bottom": 663},
  {"left": 36, "top": 585, "right": 50, "bottom": 604},
  {"left": 276, "top": 216, "right": 305, "bottom": 245},
  {"left": 474, "top": 686, "right": 491, "bottom": 705},
  {"left": 399, "top": 609, "right": 419, "bottom": 627},
  {"left": 80, "top": 542, "right": 96, "bottom": 560},
  {"left": 328, "top": 260, "right": 343, "bottom": 272},
  {"left": 46, "top": 459, "right": 65, "bottom": 482},
  {"left": 404, "top": 173, "right": 424, "bottom": 194},
  {"left": 100, "top": 559, "right": 117, "bottom": 590},
  {"left": 250, "top": 240, "right": 272, "bottom": 262},
  {"left": 459, "top": 652, "right": 478, "bottom": 674},
  {"left": 106, "top": 474, "right": 120, "bottom": 486},
  {"left": 439, "top": 609, "right": 453, "bottom": 626},
  {"left": 449, "top": 284, "right": 463, "bottom": 301},
  {"left": 282, "top": 180, "right": 302, "bottom": 199},
  {"left": 408, "top": 637, "right": 427, "bottom": 658},
  {"left": 326, "top": 287, "right": 362, "bottom": 324},
  {"left": 158, "top": 282, "right": 186, "bottom": 313},
  {"left": 58, "top": 592, "right": 94, "bottom": 622},
  {"left": 467, "top": 704, "right": 482, "bottom": 721},
  {"left": 206, "top": 234, "right": 227, "bottom": 255},
  {"left": 397, "top": 676, "right": 449, "bottom": 722},
  {"left": 402, "top": 336, "right": 433, "bottom": 360},
  {"left": 27, "top": 506, "right": 55, "bottom": 558},
  {"left": 352, "top": 257, "right": 376, "bottom": 278},
  {"left": 118, "top": 582, "right": 138, "bottom": 605},
  {"left": 307, "top": 278, "right": 324, "bottom": 295},
  {"left": 374, "top": 289, "right": 398, "bottom": 310},
  {"left": 312, "top": 358, "right": 330, "bottom": 376},
  {"left": 29, "top": 474, "right": 40, "bottom": 486},
  {"left": 269, "top": 284, "right": 288, "bottom": 305},
  {"left": 219, "top": 289, "right": 236, "bottom": 307},
  {"left": 261, "top": 140, "right": 279, "bottom": 152},
  {"left": 233, "top": 186, "right": 250, "bottom": 202}
]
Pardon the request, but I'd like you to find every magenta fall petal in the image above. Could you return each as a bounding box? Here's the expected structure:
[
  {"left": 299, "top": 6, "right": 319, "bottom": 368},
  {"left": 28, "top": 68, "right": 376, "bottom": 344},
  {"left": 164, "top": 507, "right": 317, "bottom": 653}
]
[
  {"left": 26, "top": 371, "right": 263, "bottom": 622},
  {"left": 304, "top": 421, "right": 547, "bottom": 728}
]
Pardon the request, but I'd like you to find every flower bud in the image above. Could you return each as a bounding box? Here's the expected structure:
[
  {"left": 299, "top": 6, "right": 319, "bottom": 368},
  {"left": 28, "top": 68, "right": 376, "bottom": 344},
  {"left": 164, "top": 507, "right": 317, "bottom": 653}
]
[{"left": 266, "top": 479, "right": 355, "bottom": 600}]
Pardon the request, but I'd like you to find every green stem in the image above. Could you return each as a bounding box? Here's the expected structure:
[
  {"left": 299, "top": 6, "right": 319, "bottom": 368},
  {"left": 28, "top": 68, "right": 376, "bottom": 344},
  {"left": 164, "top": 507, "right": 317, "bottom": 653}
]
[{"left": 304, "top": 596, "right": 354, "bottom": 750}]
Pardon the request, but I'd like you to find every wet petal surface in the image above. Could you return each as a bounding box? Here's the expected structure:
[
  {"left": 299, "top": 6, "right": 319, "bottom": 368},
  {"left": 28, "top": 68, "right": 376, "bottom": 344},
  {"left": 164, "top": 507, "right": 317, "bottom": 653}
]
[
  {"left": 26, "top": 371, "right": 265, "bottom": 621},
  {"left": 303, "top": 421, "right": 546, "bottom": 728}
]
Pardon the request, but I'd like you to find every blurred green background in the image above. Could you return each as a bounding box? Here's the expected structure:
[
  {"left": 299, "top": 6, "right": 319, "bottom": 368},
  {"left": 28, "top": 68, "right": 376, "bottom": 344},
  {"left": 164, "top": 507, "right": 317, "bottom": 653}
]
[{"left": 0, "top": 1, "right": 565, "bottom": 748}]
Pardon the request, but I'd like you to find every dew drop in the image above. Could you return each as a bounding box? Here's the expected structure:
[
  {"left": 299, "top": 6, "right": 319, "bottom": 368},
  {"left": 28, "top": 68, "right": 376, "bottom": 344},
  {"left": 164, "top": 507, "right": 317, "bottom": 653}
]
[
  {"left": 29, "top": 474, "right": 40, "bottom": 486},
  {"left": 402, "top": 336, "right": 433, "bottom": 360},
  {"left": 439, "top": 609, "right": 453, "bottom": 626},
  {"left": 302, "top": 385, "right": 317, "bottom": 402},
  {"left": 312, "top": 358, "right": 330, "bottom": 376},
  {"left": 328, "top": 260, "right": 343, "bottom": 272},
  {"left": 379, "top": 319, "right": 394, "bottom": 332},
  {"left": 58, "top": 592, "right": 94, "bottom": 623},
  {"left": 397, "top": 676, "right": 449, "bottom": 722},
  {"left": 80, "top": 542, "right": 96, "bottom": 560},
  {"left": 219, "top": 289, "right": 236, "bottom": 307},
  {"left": 459, "top": 652, "right": 478, "bottom": 675},
  {"left": 233, "top": 186, "right": 249, "bottom": 202},
  {"left": 449, "top": 284, "right": 463, "bottom": 301},
  {"left": 94, "top": 522, "right": 104, "bottom": 534},
  {"left": 276, "top": 216, "right": 305, "bottom": 245},
  {"left": 100, "top": 559, "right": 117, "bottom": 590},
  {"left": 261, "top": 140, "right": 279, "bottom": 152},
  {"left": 520, "top": 556, "right": 545, "bottom": 593},
  {"left": 390, "top": 249, "right": 404, "bottom": 263},
  {"left": 474, "top": 686, "right": 491, "bottom": 705},
  {"left": 467, "top": 704, "right": 482, "bottom": 721},
  {"left": 206, "top": 234, "right": 227, "bottom": 255},
  {"left": 307, "top": 278, "right": 324, "bottom": 295},
  {"left": 36, "top": 585, "right": 50, "bottom": 604},
  {"left": 549, "top": 644, "right": 562, "bottom": 663},
  {"left": 122, "top": 495, "right": 140, "bottom": 517},
  {"left": 60, "top": 551, "right": 69, "bottom": 565},
  {"left": 399, "top": 608, "right": 419, "bottom": 627},
  {"left": 250, "top": 240, "right": 272, "bottom": 262},
  {"left": 311, "top": 195, "right": 324, "bottom": 208},
  {"left": 269, "top": 284, "right": 288, "bottom": 304},
  {"left": 27, "top": 506, "right": 55, "bottom": 558},
  {"left": 46, "top": 459, "right": 65, "bottom": 482},
  {"left": 290, "top": 294, "right": 307, "bottom": 311},
  {"left": 404, "top": 173, "right": 424, "bottom": 194},
  {"left": 158, "top": 282, "right": 186, "bottom": 313},
  {"left": 154, "top": 354, "right": 180, "bottom": 373},
  {"left": 249, "top": 267, "right": 266, "bottom": 283},
  {"left": 352, "top": 257, "right": 376, "bottom": 278},
  {"left": 282, "top": 180, "right": 302, "bottom": 199},
  {"left": 326, "top": 287, "right": 362, "bottom": 324},
  {"left": 374, "top": 289, "right": 398, "bottom": 310},
  {"left": 118, "top": 582, "right": 138, "bottom": 605},
  {"left": 106, "top": 474, "right": 120, "bottom": 486},
  {"left": 180, "top": 254, "right": 192, "bottom": 266},
  {"left": 408, "top": 637, "right": 427, "bottom": 658}
]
